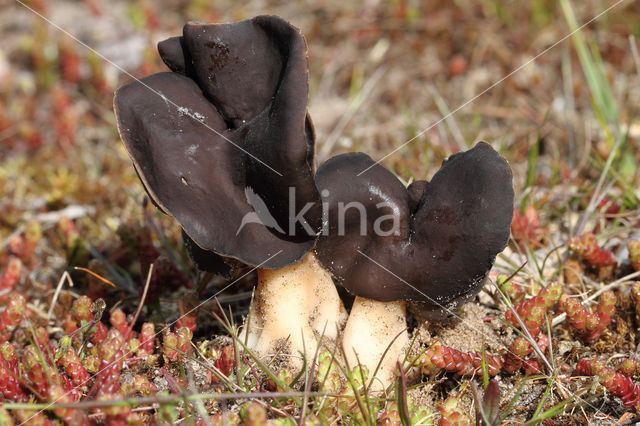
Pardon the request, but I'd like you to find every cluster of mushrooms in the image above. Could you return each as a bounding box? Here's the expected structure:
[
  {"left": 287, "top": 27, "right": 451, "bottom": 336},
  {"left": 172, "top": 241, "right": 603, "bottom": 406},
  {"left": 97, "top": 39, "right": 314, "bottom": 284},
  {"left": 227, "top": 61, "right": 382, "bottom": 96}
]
[{"left": 114, "top": 15, "right": 514, "bottom": 390}]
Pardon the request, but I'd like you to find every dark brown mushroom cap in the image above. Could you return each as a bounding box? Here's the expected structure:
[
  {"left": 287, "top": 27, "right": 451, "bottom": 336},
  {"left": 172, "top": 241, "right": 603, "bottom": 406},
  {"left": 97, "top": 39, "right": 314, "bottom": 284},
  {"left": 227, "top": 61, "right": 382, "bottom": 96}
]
[
  {"left": 407, "top": 180, "right": 428, "bottom": 213},
  {"left": 157, "top": 36, "right": 191, "bottom": 75},
  {"left": 314, "top": 142, "right": 514, "bottom": 306},
  {"left": 114, "top": 16, "right": 320, "bottom": 269},
  {"left": 181, "top": 230, "right": 230, "bottom": 275}
]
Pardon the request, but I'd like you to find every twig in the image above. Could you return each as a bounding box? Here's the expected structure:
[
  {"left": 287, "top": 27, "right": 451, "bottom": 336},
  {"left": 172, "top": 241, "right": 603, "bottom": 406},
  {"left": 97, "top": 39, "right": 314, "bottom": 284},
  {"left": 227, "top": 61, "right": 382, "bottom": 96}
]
[
  {"left": 26, "top": 302, "right": 50, "bottom": 321},
  {"left": 552, "top": 270, "right": 640, "bottom": 326},
  {"left": 47, "top": 271, "right": 73, "bottom": 320},
  {"left": 127, "top": 263, "right": 154, "bottom": 338},
  {"left": 34, "top": 205, "right": 94, "bottom": 223}
]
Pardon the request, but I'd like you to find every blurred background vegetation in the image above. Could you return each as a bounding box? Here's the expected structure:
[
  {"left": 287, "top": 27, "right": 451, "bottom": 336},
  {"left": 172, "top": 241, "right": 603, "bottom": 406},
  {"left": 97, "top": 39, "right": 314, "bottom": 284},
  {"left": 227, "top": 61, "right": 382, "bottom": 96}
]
[{"left": 1, "top": 1, "right": 640, "bottom": 422}]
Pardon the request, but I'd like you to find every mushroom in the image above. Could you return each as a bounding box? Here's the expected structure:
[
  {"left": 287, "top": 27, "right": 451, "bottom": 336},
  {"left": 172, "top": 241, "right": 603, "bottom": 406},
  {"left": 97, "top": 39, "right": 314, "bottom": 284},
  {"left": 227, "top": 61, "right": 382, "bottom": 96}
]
[
  {"left": 314, "top": 142, "right": 514, "bottom": 389},
  {"left": 113, "top": 16, "right": 343, "bottom": 365}
]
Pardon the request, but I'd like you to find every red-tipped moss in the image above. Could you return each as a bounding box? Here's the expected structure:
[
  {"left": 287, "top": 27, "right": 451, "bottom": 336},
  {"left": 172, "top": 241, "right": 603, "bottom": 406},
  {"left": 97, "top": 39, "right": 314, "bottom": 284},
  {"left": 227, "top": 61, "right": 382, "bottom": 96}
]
[
  {"left": 563, "top": 257, "right": 583, "bottom": 284},
  {"left": 210, "top": 344, "right": 235, "bottom": 383},
  {"left": 8, "top": 236, "right": 25, "bottom": 260},
  {"left": 95, "top": 350, "right": 124, "bottom": 396},
  {"left": 0, "top": 342, "right": 18, "bottom": 373},
  {"left": 162, "top": 331, "right": 179, "bottom": 362},
  {"left": 209, "top": 412, "right": 241, "bottom": 426},
  {"left": 62, "top": 314, "right": 78, "bottom": 335},
  {"left": 577, "top": 359, "right": 640, "bottom": 411},
  {"left": 127, "top": 337, "right": 140, "bottom": 355},
  {"left": 33, "top": 326, "right": 52, "bottom": 361},
  {"left": 0, "top": 257, "right": 23, "bottom": 293},
  {"left": 109, "top": 307, "right": 128, "bottom": 336},
  {"left": 502, "top": 337, "right": 534, "bottom": 374},
  {"left": 505, "top": 298, "right": 544, "bottom": 338},
  {"left": 379, "top": 400, "right": 431, "bottom": 426},
  {"left": 121, "top": 373, "right": 158, "bottom": 397},
  {"left": 49, "top": 384, "right": 90, "bottom": 425},
  {"left": 138, "top": 322, "right": 155, "bottom": 355},
  {"left": 511, "top": 205, "right": 541, "bottom": 248},
  {"left": 378, "top": 405, "right": 401, "bottom": 426},
  {"left": 539, "top": 282, "right": 564, "bottom": 307},
  {"left": 266, "top": 368, "right": 293, "bottom": 392},
  {"left": 174, "top": 313, "right": 197, "bottom": 333},
  {"left": 418, "top": 341, "right": 503, "bottom": 377},
  {"left": 176, "top": 326, "right": 194, "bottom": 357},
  {"left": 71, "top": 296, "right": 108, "bottom": 343},
  {"left": 13, "top": 408, "right": 54, "bottom": 426},
  {"left": 596, "top": 291, "right": 616, "bottom": 321},
  {"left": 176, "top": 299, "right": 197, "bottom": 333},
  {"left": 569, "top": 233, "right": 616, "bottom": 278},
  {"left": 133, "top": 374, "right": 157, "bottom": 395},
  {"left": 12, "top": 221, "right": 42, "bottom": 264},
  {"left": 562, "top": 297, "right": 586, "bottom": 325},
  {"left": 438, "top": 393, "right": 472, "bottom": 425},
  {"left": 23, "top": 344, "right": 52, "bottom": 396},
  {"left": 96, "top": 392, "right": 132, "bottom": 423},
  {"left": 316, "top": 350, "right": 341, "bottom": 393},
  {"left": 505, "top": 282, "right": 562, "bottom": 338},
  {"left": 88, "top": 322, "right": 108, "bottom": 344},
  {"left": 82, "top": 354, "right": 100, "bottom": 374},
  {"left": 70, "top": 295, "right": 93, "bottom": 323},
  {"left": 0, "top": 294, "right": 26, "bottom": 342},
  {"left": 0, "top": 365, "right": 27, "bottom": 401},
  {"left": 496, "top": 274, "right": 525, "bottom": 304},
  {"left": 58, "top": 347, "right": 90, "bottom": 389},
  {"left": 240, "top": 401, "right": 268, "bottom": 426},
  {"left": 523, "top": 358, "right": 543, "bottom": 375},
  {"left": 536, "top": 334, "right": 550, "bottom": 354},
  {"left": 58, "top": 216, "right": 80, "bottom": 249},
  {"left": 561, "top": 291, "right": 616, "bottom": 343},
  {"left": 7, "top": 222, "right": 41, "bottom": 264},
  {"left": 617, "top": 358, "right": 640, "bottom": 377},
  {"left": 93, "top": 330, "right": 126, "bottom": 396}
]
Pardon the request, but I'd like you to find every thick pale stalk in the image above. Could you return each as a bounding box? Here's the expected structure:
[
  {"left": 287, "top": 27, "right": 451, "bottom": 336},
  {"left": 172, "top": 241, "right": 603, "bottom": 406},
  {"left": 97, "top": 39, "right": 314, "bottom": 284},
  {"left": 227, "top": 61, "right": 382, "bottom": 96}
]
[
  {"left": 341, "top": 297, "right": 409, "bottom": 391},
  {"left": 243, "top": 252, "right": 344, "bottom": 368}
]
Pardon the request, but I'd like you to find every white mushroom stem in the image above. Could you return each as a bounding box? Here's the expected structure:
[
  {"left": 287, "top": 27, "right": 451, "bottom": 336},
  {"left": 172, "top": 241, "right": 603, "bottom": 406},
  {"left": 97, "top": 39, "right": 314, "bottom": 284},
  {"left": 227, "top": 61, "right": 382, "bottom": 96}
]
[
  {"left": 341, "top": 297, "right": 409, "bottom": 391},
  {"left": 242, "top": 252, "right": 345, "bottom": 368}
]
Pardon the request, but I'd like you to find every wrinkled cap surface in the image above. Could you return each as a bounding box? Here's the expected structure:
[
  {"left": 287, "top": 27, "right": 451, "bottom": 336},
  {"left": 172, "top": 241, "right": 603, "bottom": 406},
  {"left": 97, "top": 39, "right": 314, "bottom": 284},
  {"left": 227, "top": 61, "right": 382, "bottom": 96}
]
[
  {"left": 314, "top": 142, "right": 514, "bottom": 306},
  {"left": 114, "top": 15, "right": 320, "bottom": 269}
]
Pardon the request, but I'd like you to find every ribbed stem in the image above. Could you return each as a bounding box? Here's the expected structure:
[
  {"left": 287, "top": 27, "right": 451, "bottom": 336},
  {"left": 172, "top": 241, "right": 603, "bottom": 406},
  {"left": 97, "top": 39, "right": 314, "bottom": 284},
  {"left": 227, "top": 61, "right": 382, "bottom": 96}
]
[
  {"left": 243, "top": 252, "right": 344, "bottom": 368},
  {"left": 341, "top": 296, "right": 409, "bottom": 391}
]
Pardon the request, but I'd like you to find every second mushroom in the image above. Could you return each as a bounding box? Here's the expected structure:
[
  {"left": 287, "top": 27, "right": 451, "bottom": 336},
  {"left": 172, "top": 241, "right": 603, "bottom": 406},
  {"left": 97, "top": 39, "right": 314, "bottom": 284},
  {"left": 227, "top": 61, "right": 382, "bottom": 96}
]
[
  {"left": 114, "top": 16, "right": 344, "bottom": 367},
  {"left": 314, "top": 142, "right": 514, "bottom": 389}
]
